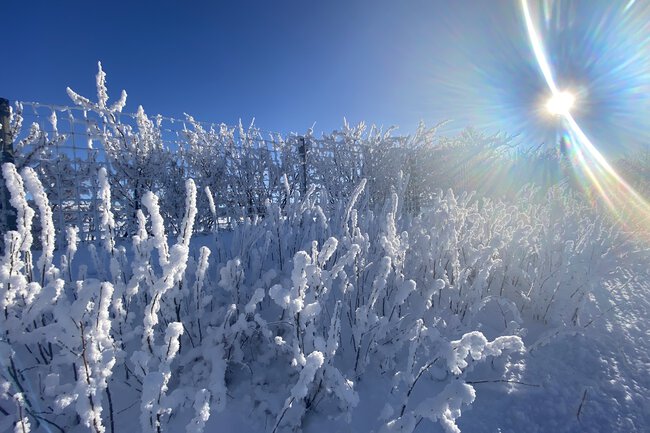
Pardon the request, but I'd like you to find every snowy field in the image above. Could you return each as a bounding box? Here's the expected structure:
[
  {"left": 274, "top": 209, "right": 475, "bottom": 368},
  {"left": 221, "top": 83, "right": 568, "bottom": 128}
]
[{"left": 1, "top": 70, "right": 650, "bottom": 433}]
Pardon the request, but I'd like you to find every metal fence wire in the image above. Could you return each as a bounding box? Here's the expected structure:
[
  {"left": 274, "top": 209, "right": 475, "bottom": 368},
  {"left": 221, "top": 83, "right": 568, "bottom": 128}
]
[{"left": 0, "top": 97, "right": 533, "bottom": 243}]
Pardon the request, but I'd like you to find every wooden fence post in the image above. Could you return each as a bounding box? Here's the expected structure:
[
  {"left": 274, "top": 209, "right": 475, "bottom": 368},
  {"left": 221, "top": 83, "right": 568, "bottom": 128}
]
[{"left": 0, "top": 98, "right": 16, "bottom": 250}]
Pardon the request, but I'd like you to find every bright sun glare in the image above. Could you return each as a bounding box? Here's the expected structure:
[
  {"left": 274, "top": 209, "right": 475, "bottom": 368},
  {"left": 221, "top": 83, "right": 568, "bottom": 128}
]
[{"left": 546, "top": 91, "right": 575, "bottom": 116}]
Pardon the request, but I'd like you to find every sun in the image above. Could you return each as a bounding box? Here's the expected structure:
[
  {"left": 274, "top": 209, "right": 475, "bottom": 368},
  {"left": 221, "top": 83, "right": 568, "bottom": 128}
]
[{"left": 546, "top": 91, "right": 575, "bottom": 116}]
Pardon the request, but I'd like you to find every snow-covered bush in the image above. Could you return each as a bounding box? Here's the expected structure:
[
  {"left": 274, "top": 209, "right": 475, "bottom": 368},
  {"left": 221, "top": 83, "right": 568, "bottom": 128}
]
[
  {"left": 66, "top": 62, "right": 179, "bottom": 236},
  {"left": 1, "top": 102, "right": 639, "bottom": 433}
]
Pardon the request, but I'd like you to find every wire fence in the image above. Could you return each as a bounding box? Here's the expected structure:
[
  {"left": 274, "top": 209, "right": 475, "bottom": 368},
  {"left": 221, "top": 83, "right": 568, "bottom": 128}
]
[
  {"left": 2, "top": 99, "right": 412, "bottom": 241},
  {"left": 1, "top": 97, "right": 531, "bottom": 244}
]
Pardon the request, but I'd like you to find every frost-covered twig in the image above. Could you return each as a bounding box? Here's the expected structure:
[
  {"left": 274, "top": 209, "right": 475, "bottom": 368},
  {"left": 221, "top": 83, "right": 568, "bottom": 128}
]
[{"left": 21, "top": 167, "right": 56, "bottom": 285}]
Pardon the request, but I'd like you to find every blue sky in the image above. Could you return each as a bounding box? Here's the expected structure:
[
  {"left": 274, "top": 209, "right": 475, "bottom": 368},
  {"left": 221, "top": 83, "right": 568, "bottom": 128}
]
[{"left": 3, "top": 0, "right": 650, "bottom": 155}]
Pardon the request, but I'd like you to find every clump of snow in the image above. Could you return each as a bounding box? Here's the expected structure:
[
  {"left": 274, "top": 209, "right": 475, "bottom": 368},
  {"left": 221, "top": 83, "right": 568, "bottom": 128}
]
[{"left": 186, "top": 389, "right": 211, "bottom": 433}]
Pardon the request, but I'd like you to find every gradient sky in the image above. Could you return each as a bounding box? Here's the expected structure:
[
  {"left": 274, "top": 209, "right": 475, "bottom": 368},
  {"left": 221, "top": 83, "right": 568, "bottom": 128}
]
[{"left": 3, "top": 0, "right": 650, "bottom": 155}]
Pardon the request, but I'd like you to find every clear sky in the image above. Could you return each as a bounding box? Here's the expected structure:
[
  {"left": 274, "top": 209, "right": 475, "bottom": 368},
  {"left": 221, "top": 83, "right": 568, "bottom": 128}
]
[{"left": 3, "top": 0, "right": 650, "bottom": 155}]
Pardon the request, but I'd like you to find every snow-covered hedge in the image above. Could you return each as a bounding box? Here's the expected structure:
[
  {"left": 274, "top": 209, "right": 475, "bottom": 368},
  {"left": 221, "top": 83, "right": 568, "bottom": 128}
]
[{"left": 0, "top": 160, "right": 635, "bottom": 433}]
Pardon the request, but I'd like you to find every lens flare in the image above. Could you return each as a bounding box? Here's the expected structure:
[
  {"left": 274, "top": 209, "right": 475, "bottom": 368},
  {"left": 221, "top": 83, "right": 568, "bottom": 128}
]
[{"left": 521, "top": 0, "right": 650, "bottom": 235}]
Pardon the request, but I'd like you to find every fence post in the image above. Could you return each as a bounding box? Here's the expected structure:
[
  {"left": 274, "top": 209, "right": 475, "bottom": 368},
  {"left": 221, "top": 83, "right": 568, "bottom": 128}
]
[
  {"left": 0, "top": 98, "right": 16, "bottom": 250},
  {"left": 299, "top": 136, "right": 309, "bottom": 196}
]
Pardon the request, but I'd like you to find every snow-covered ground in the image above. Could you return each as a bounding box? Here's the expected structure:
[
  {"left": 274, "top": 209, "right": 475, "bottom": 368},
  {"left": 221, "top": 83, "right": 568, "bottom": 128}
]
[
  {"left": 458, "top": 272, "right": 650, "bottom": 433},
  {"left": 177, "top": 273, "right": 650, "bottom": 433}
]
